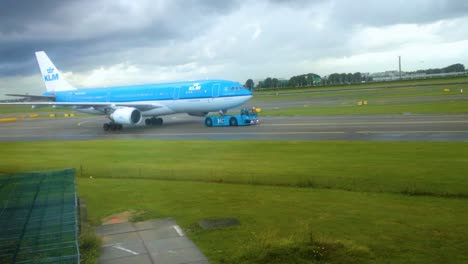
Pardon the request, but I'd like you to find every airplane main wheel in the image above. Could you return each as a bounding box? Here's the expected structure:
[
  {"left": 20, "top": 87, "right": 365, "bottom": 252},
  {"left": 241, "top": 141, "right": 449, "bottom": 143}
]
[
  {"left": 156, "top": 118, "right": 163, "bottom": 126},
  {"left": 104, "top": 123, "right": 123, "bottom": 131},
  {"left": 205, "top": 117, "right": 213, "bottom": 127},
  {"left": 146, "top": 117, "right": 163, "bottom": 126},
  {"left": 229, "top": 117, "right": 238, "bottom": 126}
]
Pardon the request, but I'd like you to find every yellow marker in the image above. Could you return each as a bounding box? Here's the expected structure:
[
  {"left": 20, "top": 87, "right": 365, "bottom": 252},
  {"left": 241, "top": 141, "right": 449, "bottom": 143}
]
[
  {"left": 0, "top": 117, "right": 17, "bottom": 123},
  {"left": 443, "top": 88, "right": 450, "bottom": 92},
  {"left": 49, "top": 113, "right": 56, "bottom": 118},
  {"left": 64, "top": 113, "right": 69, "bottom": 117},
  {"left": 363, "top": 100, "right": 368, "bottom": 105},
  {"left": 70, "top": 113, "right": 75, "bottom": 117},
  {"left": 29, "top": 113, "right": 38, "bottom": 118},
  {"left": 357, "top": 101, "right": 363, "bottom": 106}
]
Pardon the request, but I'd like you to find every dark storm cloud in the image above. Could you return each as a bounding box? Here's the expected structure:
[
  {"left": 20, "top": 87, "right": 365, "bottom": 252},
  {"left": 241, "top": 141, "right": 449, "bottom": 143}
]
[
  {"left": 268, "top": 0, "right": 468, "bottom": 26},
  {"left": 331, "top": 0, "right": 468, "bottom": 27},
  {"left": 0, "top": 0, "right": 241, "bottom": 76},
  {"left": 0, "top": 0, "right": 467, "bottom": 79},
  {"left": 0, "top": 0, "right": 63, "bottom": 34}
]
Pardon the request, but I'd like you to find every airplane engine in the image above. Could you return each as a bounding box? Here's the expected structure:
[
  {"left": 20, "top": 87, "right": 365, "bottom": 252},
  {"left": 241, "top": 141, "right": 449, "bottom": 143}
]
[
  {"left": 187, "top": 112, "right": 209, "bottom": 117},
  {"left": 110, "top": 107, "right": 142, "bottom": 125}
]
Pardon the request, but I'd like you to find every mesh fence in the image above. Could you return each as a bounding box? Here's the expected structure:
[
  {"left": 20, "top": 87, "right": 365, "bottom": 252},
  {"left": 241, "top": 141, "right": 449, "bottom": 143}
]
[{"left": 0, "top": 169, "right": 80, "bottom": 263}]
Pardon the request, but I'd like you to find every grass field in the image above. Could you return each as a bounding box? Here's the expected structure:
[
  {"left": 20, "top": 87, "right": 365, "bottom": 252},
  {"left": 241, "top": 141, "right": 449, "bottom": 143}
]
[
  {"left": 1, "top": 140, "right": 468, "bottom": 263},
  {"left": 261, "top": 100, "right": 468, "bottom": 116},
  {"left": 252, "top": 84, "right": 468, "bottom": 102},
  {"left": 253, "top": 76, "right": 468, "bottom": 95}
]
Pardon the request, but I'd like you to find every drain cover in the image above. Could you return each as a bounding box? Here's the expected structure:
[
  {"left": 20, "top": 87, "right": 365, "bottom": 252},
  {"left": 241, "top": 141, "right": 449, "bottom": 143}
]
[{"left": 198, "top": 218, "right": 240, "bottom": 229}]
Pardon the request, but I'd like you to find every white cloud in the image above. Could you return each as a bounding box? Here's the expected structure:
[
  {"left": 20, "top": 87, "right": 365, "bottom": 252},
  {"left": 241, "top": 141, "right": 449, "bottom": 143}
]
[
  {"left": 0, "top": 75, "right": 43, "bottom": 99},
  {"left": 252, "top": 25, "right": 262, "bottom": 40},
  {"left": 62, "top": 62, "right": 227, "bottom": 89},
  {"left": 308, "top": 39, "right": 468, "bottom": 74}
]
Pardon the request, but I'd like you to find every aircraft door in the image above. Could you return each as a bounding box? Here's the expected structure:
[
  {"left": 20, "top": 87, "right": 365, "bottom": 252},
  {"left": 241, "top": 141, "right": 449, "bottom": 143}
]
[
  {"left": 173, "top": 87, "right": 180, "bottom": 99},
  {"left": 212, "top": 83, "right": 220, "bottom": 98}
]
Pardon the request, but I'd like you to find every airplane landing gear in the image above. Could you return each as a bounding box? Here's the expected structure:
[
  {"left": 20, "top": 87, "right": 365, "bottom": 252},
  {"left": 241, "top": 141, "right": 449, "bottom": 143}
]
[
  {"left": 145, "top": 117, "right": 163, "bottom": 126},
  {"left": 103, "top": 123, "right": 123, "bottom": 131}
]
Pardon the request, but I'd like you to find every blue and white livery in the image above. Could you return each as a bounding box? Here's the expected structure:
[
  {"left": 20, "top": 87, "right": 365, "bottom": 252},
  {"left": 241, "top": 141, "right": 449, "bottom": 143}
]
[{"left": 5, "top": 51, "right": 253, "bottom": 131}]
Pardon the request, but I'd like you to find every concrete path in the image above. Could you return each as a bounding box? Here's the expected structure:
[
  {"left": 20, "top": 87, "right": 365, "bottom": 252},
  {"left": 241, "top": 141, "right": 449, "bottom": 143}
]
[{"left": 95, "top": 218, "right": 209, "bottom": 264}]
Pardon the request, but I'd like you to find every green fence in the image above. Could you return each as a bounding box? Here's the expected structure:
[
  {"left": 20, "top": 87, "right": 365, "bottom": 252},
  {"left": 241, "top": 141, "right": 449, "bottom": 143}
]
[{"left": 0, "top": 169, "right": 79, "bottom": 263}]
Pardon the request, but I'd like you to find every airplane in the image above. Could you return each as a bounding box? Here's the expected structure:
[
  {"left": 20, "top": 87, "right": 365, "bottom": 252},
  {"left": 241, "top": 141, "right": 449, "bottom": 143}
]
[{"left": 1, "top": 51, "right": 253, "bottom": 131}]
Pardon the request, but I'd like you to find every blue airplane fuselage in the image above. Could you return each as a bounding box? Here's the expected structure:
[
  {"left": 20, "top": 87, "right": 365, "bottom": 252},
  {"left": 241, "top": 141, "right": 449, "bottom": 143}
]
[
  {"left": 48, "top": 79, "right": 250, "bottom": 102},
  {"left": 44, "top": 79, "right": 253, "bottom": 117}
]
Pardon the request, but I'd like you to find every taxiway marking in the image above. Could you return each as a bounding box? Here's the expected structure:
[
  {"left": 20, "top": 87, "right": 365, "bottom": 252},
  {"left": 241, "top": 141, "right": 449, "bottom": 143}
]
[
  {"left": 105, "top": 244, "right": 139, "bottom": 255},
  {"left": 173, "top": 225, "right": 184, "bottom": 237}
]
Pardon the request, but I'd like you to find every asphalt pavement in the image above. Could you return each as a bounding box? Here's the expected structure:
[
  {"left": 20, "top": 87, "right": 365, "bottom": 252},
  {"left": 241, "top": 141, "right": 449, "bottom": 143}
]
[{"left": 1, "top": 113, "right": 467, "bottom": 142}]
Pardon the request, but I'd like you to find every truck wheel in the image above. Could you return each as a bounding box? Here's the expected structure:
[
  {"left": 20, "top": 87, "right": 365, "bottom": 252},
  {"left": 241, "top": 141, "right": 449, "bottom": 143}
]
[
  {"left": 205, "top": 117, "right": 213, "bottom": 127},
  {"left": 229, "top": 117, "right": 238, "bottom": 126}
]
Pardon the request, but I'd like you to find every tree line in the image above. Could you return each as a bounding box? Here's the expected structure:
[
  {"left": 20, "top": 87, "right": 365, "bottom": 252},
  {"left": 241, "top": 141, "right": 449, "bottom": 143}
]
[
  {"left": 413, "top": 63, "right": 465, "bottom": 75},
  {"left": 321, "top": 72, "right": 373, "bottom": 85},
  {"left": 244, "top": 72, "right": 369, "bottom": 90},
  {"left": 244, "top": 63, "right": 466, "bottom": 90}
]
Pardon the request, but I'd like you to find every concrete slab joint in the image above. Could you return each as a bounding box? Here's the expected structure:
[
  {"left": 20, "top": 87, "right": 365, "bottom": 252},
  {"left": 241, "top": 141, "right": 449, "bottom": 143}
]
[{"left": 95, "top": 218, "right": 209, "bottom": 264}]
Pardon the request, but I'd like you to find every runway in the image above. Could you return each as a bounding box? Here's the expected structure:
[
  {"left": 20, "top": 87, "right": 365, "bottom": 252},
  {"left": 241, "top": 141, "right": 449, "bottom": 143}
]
[{"left": 1, "top": 113, "right": 467, "bottom": 141}]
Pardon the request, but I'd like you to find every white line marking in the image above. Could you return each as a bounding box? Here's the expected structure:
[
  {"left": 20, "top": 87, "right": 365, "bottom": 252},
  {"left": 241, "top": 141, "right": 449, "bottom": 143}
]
[
  {"left": 77, "top": 119, "right": 96, "bottom": 126},
  {"left": 0, "top": 131, "right": 346, "bottom": 138},
  {"left": 262, "top": 120, "right": 468, "bottom": 126},
  {"left": 113, "top": 244, "right": 139, "bottom": 255},
  {"left": 357, "top": 130, "right": 468, "bottom": 134},
  {"left": 173, "top": 225, "right": 184, "bottom": 237}
]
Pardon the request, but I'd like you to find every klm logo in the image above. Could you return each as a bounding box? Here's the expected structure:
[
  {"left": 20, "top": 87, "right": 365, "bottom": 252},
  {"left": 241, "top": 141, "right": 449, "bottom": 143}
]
[
  {"left": 44, "top": 67, "right": 59, "bottom": 82},
  {"left": 188, "top": 83, "right": 201, "bottom": 91}
]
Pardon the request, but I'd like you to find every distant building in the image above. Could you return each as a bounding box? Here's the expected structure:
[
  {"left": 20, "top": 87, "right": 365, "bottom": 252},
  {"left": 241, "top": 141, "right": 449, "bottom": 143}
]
[{"left": 370, "top": 70, "right": 466, "bottom": 81}]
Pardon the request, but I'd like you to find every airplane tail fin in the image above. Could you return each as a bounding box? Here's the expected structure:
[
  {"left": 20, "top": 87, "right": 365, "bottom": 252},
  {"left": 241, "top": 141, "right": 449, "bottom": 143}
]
[{"left": 35, "top": 51, "right": 76, "bottom": 92}]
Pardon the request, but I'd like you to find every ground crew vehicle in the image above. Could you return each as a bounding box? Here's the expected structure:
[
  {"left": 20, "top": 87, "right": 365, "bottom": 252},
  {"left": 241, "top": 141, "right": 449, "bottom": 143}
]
[{"left": 204, "top": 107, "right": 260, "bottom": 127}]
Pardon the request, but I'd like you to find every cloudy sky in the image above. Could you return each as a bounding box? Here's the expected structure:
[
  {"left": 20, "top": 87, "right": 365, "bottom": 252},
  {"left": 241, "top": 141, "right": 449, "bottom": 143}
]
[{"left": 1, "top": 0, "right": 468, "bottom": 96}]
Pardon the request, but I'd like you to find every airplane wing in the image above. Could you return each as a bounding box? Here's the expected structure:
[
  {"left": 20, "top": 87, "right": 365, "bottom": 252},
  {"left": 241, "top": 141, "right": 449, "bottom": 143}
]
[
  {"left": 5, "top": 94, "right": 55, "bottom": 101},
  {"left": 0, "top": 101, "right": 163, "bottom": 112}
]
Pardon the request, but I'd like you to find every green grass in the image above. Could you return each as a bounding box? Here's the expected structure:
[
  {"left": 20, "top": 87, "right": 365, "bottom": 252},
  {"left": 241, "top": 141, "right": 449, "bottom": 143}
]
[
  {"left": 261, "top": 100, "right": 468, "bottom": 116},
  {"left": 254, "top": 76, "right": 468, "bottom": 95},
  {"left": 77, "top": 178, "right": 468, "bottom": 263},
  {"left": 79, "top": 230, "right": 101, "bottom": 264},
  {"left": 1, "top": 140, "right": 468, "bottom": 197},
  {"left": 233, "top": 231, "right": 371, "bottom": 264},
  {"left": 251, "top": 78, "right": 468, "bottom": 116},
  {"left": 252, "top": 84, "right": 468, "bottom": 102},
  {"left": 2, "top": 140, "right": 468, "bottom": 263}
]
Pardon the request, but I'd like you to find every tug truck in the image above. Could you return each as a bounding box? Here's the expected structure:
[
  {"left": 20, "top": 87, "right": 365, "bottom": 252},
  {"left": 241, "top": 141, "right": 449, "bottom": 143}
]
[{"left": 205, "top": 107, "right": 260, "bottom": 127}]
